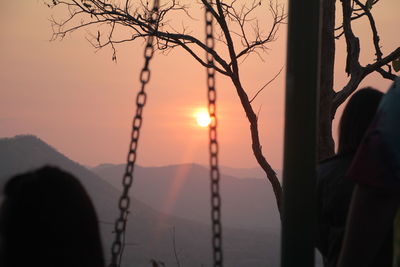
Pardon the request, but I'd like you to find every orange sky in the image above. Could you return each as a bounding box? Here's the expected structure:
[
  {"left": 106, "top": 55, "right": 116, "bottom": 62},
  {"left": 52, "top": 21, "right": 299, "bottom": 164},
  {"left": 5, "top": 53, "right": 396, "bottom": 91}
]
[{"left": 0, "top": 1, "right": 398, "bottom": 169}]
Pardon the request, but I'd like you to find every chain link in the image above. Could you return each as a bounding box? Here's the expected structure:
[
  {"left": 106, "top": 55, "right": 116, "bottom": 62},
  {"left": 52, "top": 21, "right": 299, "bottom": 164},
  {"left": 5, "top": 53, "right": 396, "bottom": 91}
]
[
  {"left": 205, "top": 2, "right": 223, "bottom": 267},
  {"left": 108, "top": 1, "right": 159, "bottom": 266}
]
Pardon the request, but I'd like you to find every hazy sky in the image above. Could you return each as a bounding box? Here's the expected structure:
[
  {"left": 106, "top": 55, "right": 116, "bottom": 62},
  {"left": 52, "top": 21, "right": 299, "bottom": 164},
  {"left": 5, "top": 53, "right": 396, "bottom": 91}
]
[{"left": 0, "top": 0, "right": 398, "bottom": 169}]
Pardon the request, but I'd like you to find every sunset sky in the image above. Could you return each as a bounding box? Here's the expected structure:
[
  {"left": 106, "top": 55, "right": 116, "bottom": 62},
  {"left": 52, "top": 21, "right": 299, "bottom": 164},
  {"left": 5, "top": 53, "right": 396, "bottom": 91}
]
[{"left": 0, "top": 0, "right": 399, "bottom": 169}]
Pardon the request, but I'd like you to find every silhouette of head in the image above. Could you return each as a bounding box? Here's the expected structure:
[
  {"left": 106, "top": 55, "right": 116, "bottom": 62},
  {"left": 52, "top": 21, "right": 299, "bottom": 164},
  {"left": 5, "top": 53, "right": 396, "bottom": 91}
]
[
  {"left": 0, "top": 166, "right": 105, "bottom": 267},
  {"left": 338, "top": 87, "right": 383, "bottom": 155}
]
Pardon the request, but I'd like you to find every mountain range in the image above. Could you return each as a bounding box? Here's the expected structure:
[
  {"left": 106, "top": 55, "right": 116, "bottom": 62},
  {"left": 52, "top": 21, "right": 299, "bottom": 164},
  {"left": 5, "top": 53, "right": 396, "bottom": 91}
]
[
  {"left": 0, "top": 135, "right": 281, "bottom": 267},
  {"left": 92, "top": 163, "right": 281, "bottom": 232}
]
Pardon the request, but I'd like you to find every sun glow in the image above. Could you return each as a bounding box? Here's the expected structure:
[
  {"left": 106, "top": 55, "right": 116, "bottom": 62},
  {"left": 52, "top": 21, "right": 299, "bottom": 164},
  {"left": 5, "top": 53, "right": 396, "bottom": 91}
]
[{"left": 195, "top": 109, "right": 211, "bottom": 127}]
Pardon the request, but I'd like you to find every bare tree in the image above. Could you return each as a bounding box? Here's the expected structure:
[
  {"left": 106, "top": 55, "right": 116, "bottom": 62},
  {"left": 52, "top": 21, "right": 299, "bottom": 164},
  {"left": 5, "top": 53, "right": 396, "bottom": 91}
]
[
  {"left": 46, "top": 0, "right": 400, "bottom": 215},
  {"left": 319, "top": 0, "right": 400, "bottom": 160},
  {"left": 48, "top": 0, "right": 286, "bottom": 212}
]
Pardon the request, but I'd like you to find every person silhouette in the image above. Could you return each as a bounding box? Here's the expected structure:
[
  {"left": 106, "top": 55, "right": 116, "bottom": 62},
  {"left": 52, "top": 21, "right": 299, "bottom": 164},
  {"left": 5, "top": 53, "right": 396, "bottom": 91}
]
[
  {"left": 316, "top": 87, "right": 386, "bottom": 267},
  {"left": 338, "top": 78, "right": 400, "bottom": 267},
  {"left": 0, "top": 166, "right": 105, "bottom": 267}
]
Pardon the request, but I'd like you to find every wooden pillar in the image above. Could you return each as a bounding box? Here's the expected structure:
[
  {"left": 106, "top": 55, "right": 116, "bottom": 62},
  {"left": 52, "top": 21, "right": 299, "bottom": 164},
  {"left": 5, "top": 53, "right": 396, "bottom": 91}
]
[{"left": 281, "top": 0, "right": 322, "bottom": 266}]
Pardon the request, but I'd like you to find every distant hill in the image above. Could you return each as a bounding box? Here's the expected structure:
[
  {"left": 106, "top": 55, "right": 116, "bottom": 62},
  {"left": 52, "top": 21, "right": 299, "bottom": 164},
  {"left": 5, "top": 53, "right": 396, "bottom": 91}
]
[
  {"left": 92, "top": 163, "right": 281, "bottom": 232},
  {"left": 220, "top": 165, "right": 282, "bottom": 180},
  {"left": 0, "top": 135, "right": 281, "bottom": 267}
]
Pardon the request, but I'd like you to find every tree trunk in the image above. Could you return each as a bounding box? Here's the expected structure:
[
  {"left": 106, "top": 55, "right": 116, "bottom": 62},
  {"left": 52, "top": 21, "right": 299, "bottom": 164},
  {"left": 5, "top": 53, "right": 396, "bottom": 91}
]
[
  {"left": 230, "top": 74, "right": 283, "bottom": 215},
  {"left": 318, "top": 0, "right": 336, "bottom": 161}
]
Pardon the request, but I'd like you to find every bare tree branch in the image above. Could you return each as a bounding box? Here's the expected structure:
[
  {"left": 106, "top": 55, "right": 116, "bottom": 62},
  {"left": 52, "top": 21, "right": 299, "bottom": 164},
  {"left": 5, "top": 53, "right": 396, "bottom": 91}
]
[
  {"left": 215, "top": 0, "right": 283, "bottom": 211},
  {"left": 353, "top": 0, "right": 382, "bottom": 60},
  {"left": 235, "top": 1, "right": 286, "bottom": 62},
  {"left": 341, "top": 0, "right": 362, "bottom": 76},
  {"left": 364, "top": 47, "right": 400, "bottom": 73},
  {"left": 250, "top": 65, "right": 283, "bottom": 103},
  {"left": 332, "top": 0, "right": 400, "bottom": 115},
  {"left": 334, "top": 0, "right": 380, "bottom": 32},
  {"left": 376, "top": 66, "right": 397, "bottom": 80}
]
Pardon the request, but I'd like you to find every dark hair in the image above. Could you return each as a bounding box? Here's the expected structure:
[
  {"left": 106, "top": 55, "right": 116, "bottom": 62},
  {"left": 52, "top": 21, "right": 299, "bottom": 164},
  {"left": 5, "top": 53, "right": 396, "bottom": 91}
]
[
  {"left": 338, "top": 87, "right": 383, "bottom": 155},
  {"left": 0, "top": 166, "right": 105, "bottom": 267}
]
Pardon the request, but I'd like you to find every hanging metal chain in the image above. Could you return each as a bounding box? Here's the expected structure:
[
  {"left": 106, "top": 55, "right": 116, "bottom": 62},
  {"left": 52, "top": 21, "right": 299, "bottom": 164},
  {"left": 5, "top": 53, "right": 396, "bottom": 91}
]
[
  {"left": 108, "top": 1, "right": 160, "bottom": 266},
  {"left": 205, "top": 2, "right": 223, "bottom": 267}
]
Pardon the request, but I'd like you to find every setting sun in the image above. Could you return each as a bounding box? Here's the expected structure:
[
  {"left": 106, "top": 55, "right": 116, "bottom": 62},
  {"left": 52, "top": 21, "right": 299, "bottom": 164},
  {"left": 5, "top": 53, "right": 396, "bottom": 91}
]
[{"left": 195, "top": 109, "right": 211, "bottom": 127}]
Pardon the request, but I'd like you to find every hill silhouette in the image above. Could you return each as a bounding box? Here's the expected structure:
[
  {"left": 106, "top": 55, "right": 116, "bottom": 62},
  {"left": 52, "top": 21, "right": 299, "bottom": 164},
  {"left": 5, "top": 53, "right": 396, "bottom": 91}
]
[
  {"left": 93, "top": 163, "right": 281, "bottom": 231},
  {"left": 219, "top": 165, "right": 282, "bottom": 180},
  {"left": 0, "top": 135, "right": 280, "bottom": 266}
]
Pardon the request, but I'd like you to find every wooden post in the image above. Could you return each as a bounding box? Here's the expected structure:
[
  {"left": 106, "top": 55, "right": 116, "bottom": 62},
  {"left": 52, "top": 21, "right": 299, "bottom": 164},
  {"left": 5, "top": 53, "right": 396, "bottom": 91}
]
[{"left": 281, "top": 0, "right": 322, "bottom": 266}]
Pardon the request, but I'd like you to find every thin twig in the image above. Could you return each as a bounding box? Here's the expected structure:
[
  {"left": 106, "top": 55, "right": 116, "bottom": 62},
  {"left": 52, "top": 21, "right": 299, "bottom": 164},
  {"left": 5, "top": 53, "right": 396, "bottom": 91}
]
[
  {"left": 171, "top": 226, "right": 181, "bottom": 267},
  {"left": 250, "top": 66, "right": 283, "bottom": 103}
]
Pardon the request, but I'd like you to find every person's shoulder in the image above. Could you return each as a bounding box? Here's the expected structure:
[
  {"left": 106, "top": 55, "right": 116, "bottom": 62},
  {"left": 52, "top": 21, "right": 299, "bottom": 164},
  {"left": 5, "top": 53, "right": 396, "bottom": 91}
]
[
  {"left": 317, "top": 153, "right": 356, "bottom": 201},
  {"left": 319, "top": 154, "right": 341, "bottom": 165},
  {"left": 317, "top": 153, "right": 356, "bottom": 189},
  {"left": 319, "top": 153, "right": 354, "bottom": 171}
]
